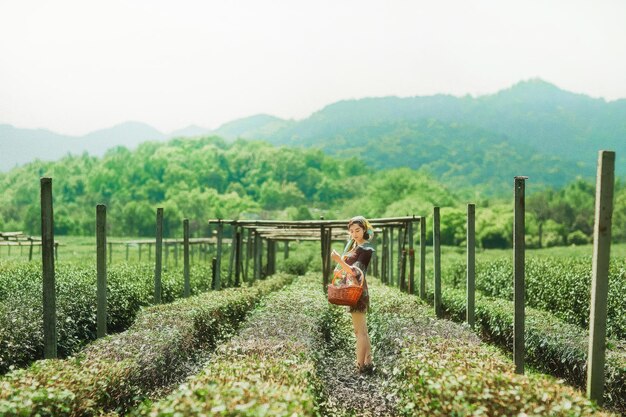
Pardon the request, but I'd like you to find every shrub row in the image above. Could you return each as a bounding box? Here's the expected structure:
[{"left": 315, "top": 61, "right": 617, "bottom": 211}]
[
  {"left": 369, "top": 280, "right": 616, "bottom": 416},
  {"left": 0, "top": 272, "right": 293, "bottom": 417},
  {"left": 0, "top": 261, "right": 215, "bottom": 374},
  {"left": 440, "top": 286, "right": 626, "bottom": 414},
  {"left": 129, "top": 273, "right": 327, "bottom": 417},
  {"left": 449, "top": 257, "right": 626, "bottom": 340}
]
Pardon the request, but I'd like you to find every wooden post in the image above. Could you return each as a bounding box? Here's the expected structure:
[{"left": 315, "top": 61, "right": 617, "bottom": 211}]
[
  {"left": 183, "top": 219, "right": 190, "bottom": 297},
  {"left": 326, "top": 229, "right": 333, "bottom": 285},
  {"left": 514, "top": 177, "right": 527, "bottom": 374},
  {"left": 235, "top": 227, "right": 242, "bottom": 286},
  {"left": 108, "top": 242, "right": 112, "bottom": 265},
  {"left": 125, "top": 244, "right": 129, "bottom": 262},
  {"left": 408, "top": 220, "right": 415, "bottom": 295},
  {"left": 433, "top": 207, "right": 442, "bottom": 318},
  {"left": 587, "top": 151, "right": 615, "bottom": 405},
  {"left": 148, "top": 243, "right": 152, "bottom": 262},
  {"left": 155, "top": 208, "right": 163, "bottom": 303},
  {"left": 420, "top": 216, "right": 426, "bottom": 300},
  {"left": 29, "top": 238, "right": 34, "bottom": 261},
  {"left": 211, "top": 257, "right": 217, "bottom": 290},
  {"left": 389, "top": 227, "right": 394, "bottom": 286},
  {"left": 254, "top": 231, "right": 261, "bottom": 282},
  {"left": 96, "top": 204, "right": 107, "bottom": 338},
  {"left": 215, "top": 221, "right": 223, "bottom": 290},
  {"left": 41, "top": 177, "right": 57, "bottom": 359},
  {"left": 284, "top": 241, "right": 289, "bottom": 259},
  {"left": 175, "top": 240, "right": 179, "bottom": 268},
  {"left": 245, "top": 229, "right": 252, "bottom": 281},
  {"left": 268, "top": 239, "right": 277, "bottom": 276},
  {"left": 321, "top": 224, "right": 327, "bottom": 291},
  {"left": 467, "top": 203, "right": 476, "bottom": 329},
  {"left": 228, "top": 233, "right": 235, "bottom": 284},
  {"left": 382, "top": 228, "right": 388, "bottom": 284},
  {"left": 138, "top": 243, "right": 142, "bottom": 262}
]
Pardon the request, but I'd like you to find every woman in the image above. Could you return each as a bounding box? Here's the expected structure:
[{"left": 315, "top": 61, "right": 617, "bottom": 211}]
[{"left": 330, "top": 215, "right": 375, "bottom": 374}]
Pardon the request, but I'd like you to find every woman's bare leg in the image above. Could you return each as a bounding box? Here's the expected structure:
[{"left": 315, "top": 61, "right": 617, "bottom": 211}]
[{"left": 351, "top": 311, "right": 372, "bottom": 367}]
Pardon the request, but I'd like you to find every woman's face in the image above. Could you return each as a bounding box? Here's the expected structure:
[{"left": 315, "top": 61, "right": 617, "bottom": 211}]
[{"left": 349, "top": 223, "right": 365, "bottom": 242}]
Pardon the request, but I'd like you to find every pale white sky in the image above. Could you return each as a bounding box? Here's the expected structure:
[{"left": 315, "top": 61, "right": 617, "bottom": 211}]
[{"left": 1, "top": 0, "right": 625, "bottom": 136}]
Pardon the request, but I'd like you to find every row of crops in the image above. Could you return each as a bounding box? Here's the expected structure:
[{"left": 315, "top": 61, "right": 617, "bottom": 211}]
[
  {"left": 447, "top": 257, "right": 626, "bottom": 340},
  {"left": 0, "top": 261, "right": 219, "bottom": 374},
  {"left": 430, "top": 257, "right": 626, "bottom": 412},
  {"left": 1, "top": 269, "right": 619, "bottom": 416}
]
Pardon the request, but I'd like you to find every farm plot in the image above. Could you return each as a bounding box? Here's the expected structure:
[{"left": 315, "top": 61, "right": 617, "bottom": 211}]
[
  {"left": 0, "top": 272, "right": 292, "bottom": 416},
  {"left": 129, "top": 272, "right": 328, "bottom": 416},
  {"left": 0, "top": 261, "right": 215, "bottom": 374},
  {"left": 448, "top": 257, "right": 626, "bottom": 340},
  {"left": 316, "top": 279, "right": 616, "bottom": 417}
]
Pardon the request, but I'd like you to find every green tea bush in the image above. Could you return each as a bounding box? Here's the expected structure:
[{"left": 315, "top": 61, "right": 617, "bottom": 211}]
[
  {"left": 449, "top": 257, "right": 626, "bottom": 340},
  {"left": 280, "top": 251, "right": 312, "bottom": 275},
  {"left": 0, "top": 273, "right": 292, "bottom": 416},
  {"left": 0, "top": 261, "right": 215, "bottom": 374},
  {"left": 371, "top": 281, "right": 617, "bottom": 416},
  {"left": 130, "top": 273, "right": 326, "bottom": 417},
  {"left": 441, "top": 287, "right": 626, "bottom": 414}
]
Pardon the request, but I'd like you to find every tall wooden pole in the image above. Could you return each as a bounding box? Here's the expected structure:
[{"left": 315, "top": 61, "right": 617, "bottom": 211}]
[
  {"left": 587, "top": 151, "right": 615, "bottom": 405},
  {"left": 215, "top": 221, "right": 223, "bottom": 290},
  {"left": 408, "top": 220, "right": 415, "bottom": 295},
  {"left": 96, "top": 204, "right": 107, "bottom": 338},
  {"left": 420, "top": 216, "right": 426, "bottom": 300},
  {"left": 433, "top": 207, "right": 442, "bottom": 318},
  {"left": 235, "top": 227, "right": 242, "bottom": 286},
  {"left": 155, "top": 208, "right": 163, "bottom": 303},
  {"left": 183, "top": 219, "right": 190, "bottom": 297},
  {"left": 467, "top": 203, "right": 476, "bottom": 329},
  {"left": 41, "top": 177, "right": 57, "bottom": 359},
  {"left": 514, "top": 177, "right": 527, "bottom": 374}
]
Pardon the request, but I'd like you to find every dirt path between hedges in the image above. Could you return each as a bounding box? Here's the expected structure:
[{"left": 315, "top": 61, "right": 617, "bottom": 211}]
[{"left": 316, "top": 307, "right": 481, "bottom": 417}]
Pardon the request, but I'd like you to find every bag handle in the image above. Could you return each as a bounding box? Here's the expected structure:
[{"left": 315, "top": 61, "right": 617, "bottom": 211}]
[{"left": 331, "top": 266, "right": 364, "bottom": 287}]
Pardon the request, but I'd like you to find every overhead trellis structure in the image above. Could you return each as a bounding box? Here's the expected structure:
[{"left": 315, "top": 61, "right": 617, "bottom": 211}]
[{"left": 207, "top": 215, "right": 425, "bottom": 295}]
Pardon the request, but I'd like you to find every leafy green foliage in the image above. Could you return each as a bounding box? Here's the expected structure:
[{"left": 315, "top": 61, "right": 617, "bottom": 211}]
[
  {"left": 448, "top": 257, "right": 626, "bottom": 340},
  {"left": 439, "top": 287, "right": 626, "bottom": 413},
  {"left": 130, "top": 273, "right": 326, "bottom": 417},
  {"left": 0, "top": 260, "right": 214, "bottom": 374},
  {"left": 0, "top": 273, "right": 293, "bottom": 416}
]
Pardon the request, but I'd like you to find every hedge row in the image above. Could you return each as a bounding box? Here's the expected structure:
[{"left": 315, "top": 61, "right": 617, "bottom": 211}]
[
  {"left": 370, "top": 280, "right": 616, "bottom": 416},
  {"left": 0, "top": 272, "right": 293, "bottom": 417},
  {"left": 449, "top": 257, "right": 626, "bottom": 340},
  {"left": 129, "top": 273, "right": 327, "bottom": 416},
  {"left": 440, "top": 286, "right": 626, "bottom": 414},
  {"left": 0, "top": 261, "right": 215, "bottom": 374}
]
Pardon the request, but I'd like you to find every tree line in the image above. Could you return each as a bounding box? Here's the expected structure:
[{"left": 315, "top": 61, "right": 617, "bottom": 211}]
[{"left": 0, "top": 136, "right": 623, "bottom": 247}]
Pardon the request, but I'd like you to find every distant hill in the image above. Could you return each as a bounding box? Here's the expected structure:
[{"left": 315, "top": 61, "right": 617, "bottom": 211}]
[
  {"left": 2, "top": 79, "right": 624, "bottom": 194},
  {"left": 0, "top": 121, "right": 206, "bottom": 172},
  {"left": 213, "top": 114, "right": 295, "bottom": 141},
  {"left": 216, "top": 79, "right": 625, "bottom": 193}
]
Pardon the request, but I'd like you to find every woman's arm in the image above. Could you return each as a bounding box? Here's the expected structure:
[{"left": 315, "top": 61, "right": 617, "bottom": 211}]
[{"left": 331, "top": 249, "right": 357, "bottom": 276}]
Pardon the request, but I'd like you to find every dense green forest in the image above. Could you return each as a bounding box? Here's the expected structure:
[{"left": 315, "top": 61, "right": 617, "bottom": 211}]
[{"left": 0, "top": 136, "right": 624, "bottom": 247}]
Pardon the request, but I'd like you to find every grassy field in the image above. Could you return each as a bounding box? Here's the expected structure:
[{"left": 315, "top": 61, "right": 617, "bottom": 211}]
[{"left": 2, "top": 234, "right": 625, "bottom": 266}]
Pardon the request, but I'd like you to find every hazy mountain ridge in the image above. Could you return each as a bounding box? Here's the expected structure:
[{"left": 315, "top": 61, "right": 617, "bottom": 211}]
[
  {"left": 2, "top": 79, "right": 624, "bottom": 192},
  {"left": 0, "top": 121, "right": 200, "bottom": 172}
]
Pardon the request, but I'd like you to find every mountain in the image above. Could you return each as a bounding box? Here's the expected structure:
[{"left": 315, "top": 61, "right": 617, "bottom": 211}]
[
  {"left": 2, "top": 79, "right": 624, "bottom": 193},
  {"left": 219, "top": 79, "right": 625, "bottom": 189},
  {"left": 0, "top": 122, "right": 195, "bottom": 172},
  {"left": 213, "top": 114, "right": 295, "bottom": 141}
]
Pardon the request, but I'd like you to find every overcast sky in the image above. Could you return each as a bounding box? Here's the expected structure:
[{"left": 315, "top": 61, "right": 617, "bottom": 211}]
[{"left": 1, "top": 0, "right": 625, "bottom": 136}]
